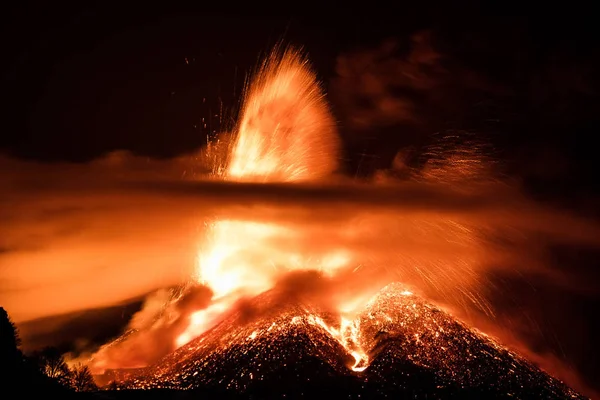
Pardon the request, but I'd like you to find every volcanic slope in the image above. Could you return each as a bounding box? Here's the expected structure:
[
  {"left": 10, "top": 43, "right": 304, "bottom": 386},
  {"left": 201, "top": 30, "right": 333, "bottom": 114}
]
[
  {"left": 126, "top": 290, "right": 355, "bottom": 392},
  {"left": 357, "top": 283, "right": 585, "bottom": 399},
  {"left": 122, "top": 283, "right": 586, "bottom": 399}
]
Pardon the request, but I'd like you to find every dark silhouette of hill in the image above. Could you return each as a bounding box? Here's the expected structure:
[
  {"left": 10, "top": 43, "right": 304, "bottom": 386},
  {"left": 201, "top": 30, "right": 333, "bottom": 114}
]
[{"left": 0, "top": 307, "right": 76, "bottom": 396}]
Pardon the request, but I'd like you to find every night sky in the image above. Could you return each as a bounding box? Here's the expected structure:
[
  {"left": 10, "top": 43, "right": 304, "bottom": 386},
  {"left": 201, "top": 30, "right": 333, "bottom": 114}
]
[
  {"left": 3, "top": 4, "right": 600, "bottom": 396},
  {"left": 4, "top": 7, "right": 598, "bottom": 172}
]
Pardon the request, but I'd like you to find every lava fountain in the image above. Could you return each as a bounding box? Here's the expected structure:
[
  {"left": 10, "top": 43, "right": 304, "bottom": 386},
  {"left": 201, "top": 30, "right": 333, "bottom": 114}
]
[
  {"left": 172, "top": 47, "right": 365, "bottom": 364},
  {"left": 226, "top": 46, "right": 339, "bottom": 182}
]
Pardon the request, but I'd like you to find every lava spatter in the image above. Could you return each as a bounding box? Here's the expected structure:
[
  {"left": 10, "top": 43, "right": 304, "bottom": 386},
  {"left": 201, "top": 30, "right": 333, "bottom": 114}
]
[
  {"left": 359, "top": 283, "right": 584, "bottom": 399},
  {"left": 121, "top": 291, "right": 354, "bottom": 391},
  {"left": 109, "top": 284, "right": 584, "bottom": 399}
]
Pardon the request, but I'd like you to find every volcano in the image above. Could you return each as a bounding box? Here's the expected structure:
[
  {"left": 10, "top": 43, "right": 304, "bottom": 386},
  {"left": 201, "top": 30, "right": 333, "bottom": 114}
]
[
  {"left": 99, "top": 283, "right": 584, "bottom": 399},
  {"left": 85, "top": 47, "right": 590, "bottom": 399}
]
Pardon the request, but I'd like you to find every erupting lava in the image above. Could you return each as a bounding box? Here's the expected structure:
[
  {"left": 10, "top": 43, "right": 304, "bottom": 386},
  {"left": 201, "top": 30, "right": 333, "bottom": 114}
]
[
  {"left": 226, "top": 47, "right": 339, "bottom": 182},
  {"left": 174, "top": 46, "right": 367, "bottom": 368},
  {"left": 87, "top": 46, "right": 587, "bottom": 398}
]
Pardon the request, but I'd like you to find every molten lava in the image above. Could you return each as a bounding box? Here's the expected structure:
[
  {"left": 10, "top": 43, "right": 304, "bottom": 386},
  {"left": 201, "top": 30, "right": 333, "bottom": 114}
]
[
  {"left": 174, "top": 47, "right": 354, "bottom": 354},
  {"left": 85, "top": 46, "right": 589, "bottom": 398},
  {"left": 226, "top": 46, "right": 339, "bottom": 182}
]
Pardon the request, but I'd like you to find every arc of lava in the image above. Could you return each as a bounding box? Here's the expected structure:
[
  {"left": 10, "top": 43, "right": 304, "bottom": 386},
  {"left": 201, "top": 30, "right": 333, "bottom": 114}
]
[{"left": 176, "top": 46, "right": 370, "bottom": 371}]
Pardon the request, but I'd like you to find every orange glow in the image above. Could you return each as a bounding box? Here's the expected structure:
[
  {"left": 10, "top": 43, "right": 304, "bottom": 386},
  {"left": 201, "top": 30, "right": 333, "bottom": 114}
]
[{"left": 3, "top": 46, "right": 599, "bottom": 396}]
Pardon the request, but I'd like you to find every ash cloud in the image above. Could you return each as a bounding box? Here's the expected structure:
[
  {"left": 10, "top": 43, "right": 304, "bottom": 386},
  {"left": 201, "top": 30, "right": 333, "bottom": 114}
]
[
  {"left": 84, "top": 284, "right": 214, "bottom": 370},
  {"left": 228, "top": 270, "right": 335, "bottom": 325},
  {"left": 202, "top": 269, "right": 382, "bottom": 331}
]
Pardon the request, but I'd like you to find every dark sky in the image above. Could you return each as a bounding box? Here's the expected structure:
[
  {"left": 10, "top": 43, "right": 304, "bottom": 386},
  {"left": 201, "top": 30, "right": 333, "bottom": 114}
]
[
  {"left": 3, "top": 7, "right": 599, "bottom": 175},
  {"left": 2, "top": 7, "right": 421, "bottom": 161},
  {"left": 3, "top": 4, "right": 600, "bottom": 396}
]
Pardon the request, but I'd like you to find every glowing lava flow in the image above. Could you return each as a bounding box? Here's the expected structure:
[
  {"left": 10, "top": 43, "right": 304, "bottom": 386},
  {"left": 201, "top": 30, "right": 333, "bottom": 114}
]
[
  {"left": 307, "top": 315, "right": 368, "bottom": 372},
  {"left": 174, "top": 47, "right": 362, "bottom": 362},
  {"left": 307, "top": 290, "right": 415, "bottom": 372}
]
